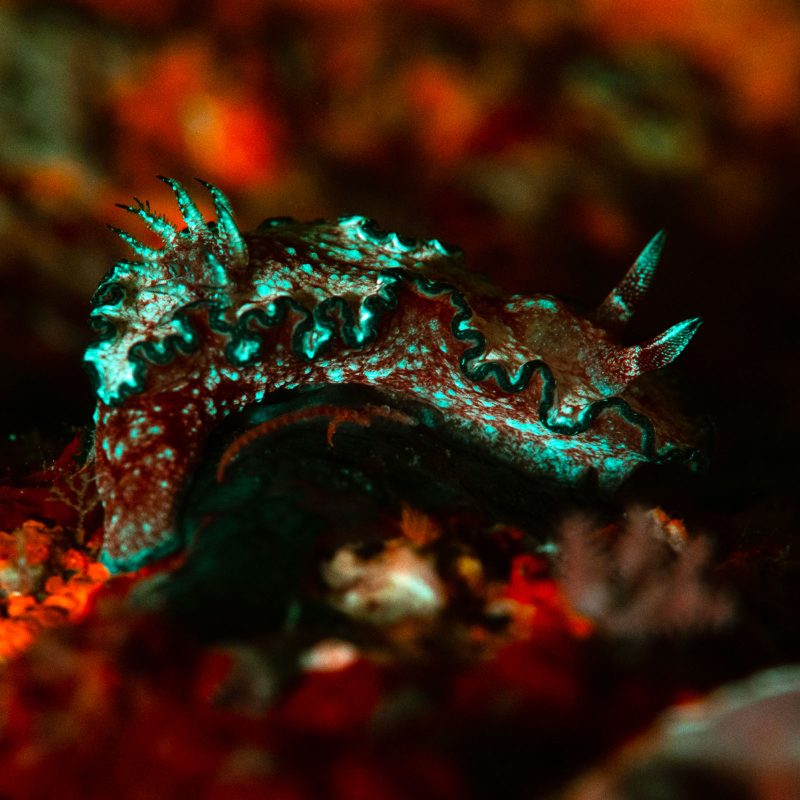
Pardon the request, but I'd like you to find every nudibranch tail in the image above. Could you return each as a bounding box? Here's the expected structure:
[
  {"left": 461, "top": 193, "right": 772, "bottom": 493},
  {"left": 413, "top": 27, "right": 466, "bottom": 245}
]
[
  {"left": 86, "top": 179, "right": 705, "bottom": 573},
  {"left": 597, "top": 229, "right": 666, "bottom": 328}
]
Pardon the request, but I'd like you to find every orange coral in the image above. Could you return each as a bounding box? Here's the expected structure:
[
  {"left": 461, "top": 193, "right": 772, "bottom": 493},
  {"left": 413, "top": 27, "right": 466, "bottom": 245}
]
[
  {"left": 0, "top": 520, "right": 111, "bottom": 661},
  {"left": 111, "top": 40, "right": 285, "bottom": 191},
  {"left": 398, "top": 504, "right": 441, "bottom": 548},
  {"left": 499, "top": 554, "right": 595, "bottom": 640}
]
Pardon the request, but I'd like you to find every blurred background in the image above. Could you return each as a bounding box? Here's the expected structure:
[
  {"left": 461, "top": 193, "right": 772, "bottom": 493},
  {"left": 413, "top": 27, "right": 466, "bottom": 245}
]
[{"left": 0, "top": 0, "right": 798, "bottom": 501}]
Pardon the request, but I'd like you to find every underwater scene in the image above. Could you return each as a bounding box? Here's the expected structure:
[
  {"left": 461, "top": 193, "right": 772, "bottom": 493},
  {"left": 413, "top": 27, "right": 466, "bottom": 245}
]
[{"left": 0, "top": 2, "right": 798, "bottom": 798}]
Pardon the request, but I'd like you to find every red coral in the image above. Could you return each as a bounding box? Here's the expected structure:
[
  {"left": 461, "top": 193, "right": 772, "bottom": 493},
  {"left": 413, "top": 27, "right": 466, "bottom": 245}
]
[{"left": 276, "top": 660, "right": 384, "bottom": 736}]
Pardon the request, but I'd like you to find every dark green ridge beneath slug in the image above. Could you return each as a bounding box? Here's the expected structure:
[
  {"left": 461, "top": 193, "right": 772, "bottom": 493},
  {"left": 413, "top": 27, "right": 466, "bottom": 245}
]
[{"left": 150, "top": 383, "right": 599, "bottom": 643}]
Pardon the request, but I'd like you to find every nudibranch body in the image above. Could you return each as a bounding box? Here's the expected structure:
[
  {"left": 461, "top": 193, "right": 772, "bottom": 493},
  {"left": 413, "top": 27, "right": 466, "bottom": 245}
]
[{"left": 86, "top": 179, "right": 703, "bottom": 572}]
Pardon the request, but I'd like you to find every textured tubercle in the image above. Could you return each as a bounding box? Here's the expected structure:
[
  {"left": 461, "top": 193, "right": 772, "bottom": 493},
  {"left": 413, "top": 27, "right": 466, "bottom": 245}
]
[{"left": 597, "top": 230, "right": 666, "bottom": 328}]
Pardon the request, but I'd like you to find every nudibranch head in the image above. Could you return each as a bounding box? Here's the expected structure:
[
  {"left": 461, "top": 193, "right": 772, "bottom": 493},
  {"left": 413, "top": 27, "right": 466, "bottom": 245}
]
[{"left": 85, "top": 179, "right": 704, "bottom": 572}]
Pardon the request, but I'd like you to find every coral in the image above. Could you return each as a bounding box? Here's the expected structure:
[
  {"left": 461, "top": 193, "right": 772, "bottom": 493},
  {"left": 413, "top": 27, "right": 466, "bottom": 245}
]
[
  {"left": 555, "top": 508, "right": 732, "bottom": 636},
  {"left": 0, "top": 436, "right": 110, "bottom": 660},
  {"left": 48, "top": 462, "right": 99, "bottom": 545},
  {"left": 87, "top": 179, "right": 703, "bottom": 572},
  {"left": 322, "top": 539, "right": 447, "bottom": 625},
  {"left": 0, "top": 520, "right": 52, "bottom": 595},
  {"left": 0, "top": 519, "right": 110, "bottom": 661},
  {"left": 562, "top": 666, "right": 800, "bottom": 800}
]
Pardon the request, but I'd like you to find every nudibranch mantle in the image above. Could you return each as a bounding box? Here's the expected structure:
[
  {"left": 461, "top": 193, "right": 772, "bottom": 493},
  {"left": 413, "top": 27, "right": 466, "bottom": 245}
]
[{"left": 86, "top": 179, "right": 703, "bottom": 572}]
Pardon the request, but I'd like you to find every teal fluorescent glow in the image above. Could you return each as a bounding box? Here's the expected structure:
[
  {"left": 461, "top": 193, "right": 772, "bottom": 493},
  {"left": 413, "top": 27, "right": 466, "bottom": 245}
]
[{"left": 88, "top": 179, "right": 704, "bottom": 574}]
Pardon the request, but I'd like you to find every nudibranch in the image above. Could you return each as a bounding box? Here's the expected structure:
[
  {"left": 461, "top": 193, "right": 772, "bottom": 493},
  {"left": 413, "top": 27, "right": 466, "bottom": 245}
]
[{"left": 86, "top": 178, "right": 703, "bottom": 572}]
